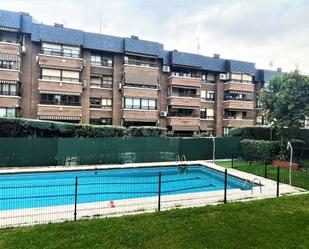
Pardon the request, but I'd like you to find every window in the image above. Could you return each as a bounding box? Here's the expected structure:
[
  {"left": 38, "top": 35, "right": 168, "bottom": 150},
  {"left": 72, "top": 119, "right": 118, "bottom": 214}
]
[
  {"left": 126, "top": 55, "right": 158, "bottom": 67},
  {"left": 201, "top": 108, "right": 214, "bottom": 119},
  {"left": 230, "top": 73, "right": 252, "bottom": 83},
  {"left": 41, "top": 69, "right": 79, "bottom": 82},
  {"left": 201, "top": 72, "right": 215, "bottom": 83},
  {"left": 90, "top": 97, "right": 101, "bottom": 108},
  {"left": 0, "top": 107, "right": 18, "bottom": 117},
  {"left": 223, "top": 127, "right": 230, "bottom": 137},
  {"left": 0, "top": 60, "right": 16, "bottom": 69},
  {"left": 224, "top": 90, "right": 253, "bottom": 101},
  {"left": 90, "top": 75, "right": 113, "bottom": 88},
  {"left": 91, "top": 54, "right": 113, "bottom": 67},
  {"left": 0, "top": 31, "right": 19, "bottom": 43},
  {"left": 40, "top": 94, "right": 80, "bottom": 106},
  {"left": 124, "top": 98, "right": 157, "bottom": 110},
  {"left": 0, "top": 83, "right": 19, "bottom": 96},
  {"left": 62, "top": 70, "right": 79, "bottom": 82},
  {"left": 42, "top": 43, "right": 80, "bottom": 58},
  {"left": 256, "top": 98, "right": 262, "bottom": 108},
  {"left": 102, "top": 98, "right": 112, "bottom": 109},
  {"left": 201, "top": 90, "right": 215, "bottom": 101}
]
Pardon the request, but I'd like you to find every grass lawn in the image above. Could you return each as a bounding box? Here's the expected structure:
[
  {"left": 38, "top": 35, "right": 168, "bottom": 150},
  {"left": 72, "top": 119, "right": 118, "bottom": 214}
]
[
  {"left": 216, "top": 160, "right": 309, "bottom": 190},
  {"left": 0, "top": 194, "right": 308, "bottom": 249}
]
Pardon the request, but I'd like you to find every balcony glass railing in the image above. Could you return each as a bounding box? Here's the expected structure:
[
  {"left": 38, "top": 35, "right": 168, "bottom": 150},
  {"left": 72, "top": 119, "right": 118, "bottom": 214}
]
[
  {"left": 169, "top": 92, "right": 198, "bottom": 98},
  {"left": 125, "top": 58, "right": 158, "bottom": 68},
  {"left": 41, "top": 49, "right": 81, "bottom": 58},
  {"left": 40, "top": 100, "right": 81, "bottom": 106},
  {"left": 0, "top": 36, "right": 19, "bottom": 44}
]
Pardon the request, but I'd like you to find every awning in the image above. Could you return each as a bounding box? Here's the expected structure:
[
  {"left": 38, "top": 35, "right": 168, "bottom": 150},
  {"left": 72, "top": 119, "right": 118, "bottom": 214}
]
[
  {"left": 39, "top": 90, "right": 81, "bottom": 96},
  {"left": 0, "top": 80, "right": 18, "bottom": 84},
  {"left": 172, "top": 126, "right": 199, "bottom": 131},
  {"left": 124, "top": 67, "right": 158, "bottom": 86},
  {"left": 39, "top": 116, "right": 81, "bottom": 121}
]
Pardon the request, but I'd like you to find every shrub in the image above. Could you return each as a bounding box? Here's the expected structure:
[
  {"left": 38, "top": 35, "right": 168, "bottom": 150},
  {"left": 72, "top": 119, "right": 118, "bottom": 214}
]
[
  {"left": 127, "top": 126, "right": 166, "bottom": 137},
  {"left": 240, "top": 139, "right": 280, "bottom": 163}
]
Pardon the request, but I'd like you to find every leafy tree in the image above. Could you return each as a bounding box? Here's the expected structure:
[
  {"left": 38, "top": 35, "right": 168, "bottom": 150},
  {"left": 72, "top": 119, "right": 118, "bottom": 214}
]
[{"left": 260, "top": 71, "right": 309, "bottom": 154}]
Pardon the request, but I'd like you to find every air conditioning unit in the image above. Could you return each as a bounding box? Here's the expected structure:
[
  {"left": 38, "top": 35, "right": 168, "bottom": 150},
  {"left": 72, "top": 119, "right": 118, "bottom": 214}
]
[
  {"left": 219, "top": 73, "right": 227, "bottom": 80},
  {"left": 124, "top": 56, "right": 129, "bottom": 64},
  {"left": 162, "top": 65, "right": 170, "bottom": 73},
  {"left": 160, "top": 111, "right": 167, "bottom": 117},
  {"left": 118, "top": 83, "right": 122, "bottom": 90}
]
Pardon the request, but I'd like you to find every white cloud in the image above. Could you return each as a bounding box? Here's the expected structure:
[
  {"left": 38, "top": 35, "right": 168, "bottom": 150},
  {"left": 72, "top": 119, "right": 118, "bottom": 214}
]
[{"left": 1, "top": 0, "right": 309, "bottom": 73}]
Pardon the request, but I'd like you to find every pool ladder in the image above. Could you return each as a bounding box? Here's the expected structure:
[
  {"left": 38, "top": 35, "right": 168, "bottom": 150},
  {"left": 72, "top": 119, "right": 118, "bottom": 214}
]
[
  {"left": 176, "top": 155, "right": 188, "bottom": 174},
  {"left": 242, "top": 178, "right": 262, "bottom": 194}
]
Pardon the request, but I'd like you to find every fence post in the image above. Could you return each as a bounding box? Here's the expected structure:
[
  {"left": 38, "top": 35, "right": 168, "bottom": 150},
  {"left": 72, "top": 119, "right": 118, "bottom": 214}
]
[
  {"left": 249, "top": 157, "right": 252, "bottom": 166},
  {"left": 264, "top": 160, "right": 268, "bottom": 179},
  {"left": 224, "top": 169, "right": 227, "bottom": 204},
  {"left": 74, "top": 176, "right": 78, "bottom": 221},
  {"left": 158, "top": 172, "right": 162, "bottom": 212},
  {"left": 231, "top": 153, "right": 234, "bottom": 168},
  {"left": 276, "top": 166, "right": 280, "bottom": 197}
]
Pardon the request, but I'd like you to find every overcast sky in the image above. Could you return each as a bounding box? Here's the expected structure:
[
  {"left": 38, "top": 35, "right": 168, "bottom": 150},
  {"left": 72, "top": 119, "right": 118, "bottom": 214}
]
[{"left": 1, "top": 0, "right": 309, "bottom": 73}]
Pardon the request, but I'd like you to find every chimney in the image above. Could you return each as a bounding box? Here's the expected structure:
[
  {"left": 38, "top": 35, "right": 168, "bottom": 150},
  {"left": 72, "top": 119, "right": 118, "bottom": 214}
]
[
  {"left": 131, "top": 35, "right": 139, "bottom": 40},
  {"left": 54, "top": 23, "right": 64, "bottom": 28},
  {"left": 214, "top": 54, "right": 220, "bottom": 58}
]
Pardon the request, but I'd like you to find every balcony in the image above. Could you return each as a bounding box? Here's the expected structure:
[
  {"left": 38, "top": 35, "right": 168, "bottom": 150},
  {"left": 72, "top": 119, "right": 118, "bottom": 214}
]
[
  {"left": 0, "top": 69, "right": 22, "bottom": 81},
  {"left": 37, "top": 104, "right": 82, "bottom": 120},
  {"left": 167, "top": 95, "right": 201, "bottom": 108},
  {"left": 38, "top": 53, "right": 84, "bottom": 71},
  {"left": 0, "top": 95, "right": 21, "bottom": 107},
  {"left": 124, "top": 57, "right": 158, "bottom": 68},
  {"left": 89, "top": 109, "right": 113, "bottom": 119},
  {"left": 123, "top": 109, "right": 158, "bottom": 123},
  {"left": 167, "top": 117, "right": 200, "bottom": 131},
  {"left": 224, "top": 82, "right": 254, "bottom": 92},
  {"left": 168, "top": 75, "right": 201, "bottom": 88},
  {"left": 123, "top": 86, "right": 158, "bottom": 99},
  {"left": 0, "top": 42, "right": 21, "bottom": 55},
  {"left": 223, "top": 119, "right": 254, "bottom": 127},
  {"left": 38, "top": 79, "right": 82, "bottom": 94},
  {"left": 223, "top": 100, "right": 254, "bottom": 110}
]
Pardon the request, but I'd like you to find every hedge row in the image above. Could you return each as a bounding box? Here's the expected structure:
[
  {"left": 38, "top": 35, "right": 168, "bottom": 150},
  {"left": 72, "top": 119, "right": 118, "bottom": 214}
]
[
  {"left": 0, "top": 118, "right": 167, "bottom": 138},
  {"left": 240, "top": 139, "right": 280, "bottom": 163},
  {"left": 229, "top": 126, "right": 309, "bottom": 147}
]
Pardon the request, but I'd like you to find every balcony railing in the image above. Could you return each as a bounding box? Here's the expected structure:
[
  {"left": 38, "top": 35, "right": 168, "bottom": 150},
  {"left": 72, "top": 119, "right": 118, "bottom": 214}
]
[
  {"left": 168, "top": 114, "right": 199, "bottom": 118},
  {"left": 201, "top": 98, "right": 215, "bottom": 101},
  {"left": 201, "top": 116, "right": 214, "bottom": 119},
  {"left": 224, "top": 97, "right": 253, "bottom": 102},
  {"left": 125, "top": 58, "right": 158, "bottom": 68},
  {"left": 40, "top": 100, "right": 81, "bottom": 106},
  {"left": 223, "top": 116, "right": 251, "bottom": 120},
  {"left": 90, "top": 83, "right": 113, "bottom": 89},
  {"left": 226, "top": 79, "right": 252, "bottom": 84},
  {"left": 169, "top": 93, "right": 198, "bottom": 98},
  {"left": 41, "top": 49, "right": 81, "bottom": 58}
]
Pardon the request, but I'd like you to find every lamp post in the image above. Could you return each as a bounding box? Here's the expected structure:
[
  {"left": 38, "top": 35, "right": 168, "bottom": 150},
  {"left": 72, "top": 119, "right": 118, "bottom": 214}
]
[
  {"left": 286, "top": 141, "right": 293, "bottom": 185},
  {"left": 210, "top": 135, "right": 215, "bottom": 164}
]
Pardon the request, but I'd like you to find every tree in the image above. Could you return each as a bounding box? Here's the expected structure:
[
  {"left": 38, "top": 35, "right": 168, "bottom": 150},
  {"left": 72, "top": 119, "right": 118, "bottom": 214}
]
[{"left": 260, "top": 71, "right": 309, "bottom": 148}]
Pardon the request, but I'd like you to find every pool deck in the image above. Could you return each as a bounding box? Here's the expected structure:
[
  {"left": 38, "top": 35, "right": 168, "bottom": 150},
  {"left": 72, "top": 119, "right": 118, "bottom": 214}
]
[{"left": 0, "top": 160, "right": 307, "bottom": 228}]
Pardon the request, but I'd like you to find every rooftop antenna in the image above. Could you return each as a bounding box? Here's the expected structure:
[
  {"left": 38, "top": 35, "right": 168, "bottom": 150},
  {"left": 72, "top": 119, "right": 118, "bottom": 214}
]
[
  {"left": 194, "top": 37, "right": 200, "bottom": 54},
  {"left": 269, "top": 61, "right": 273, "bottom": 70}
]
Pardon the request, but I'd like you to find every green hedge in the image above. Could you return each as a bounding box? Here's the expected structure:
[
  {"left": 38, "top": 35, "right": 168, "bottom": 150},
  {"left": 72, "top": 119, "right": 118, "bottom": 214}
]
[
  {"left": 0, "top": 118, "right": 166, "bottom": 138},
  {"left": 229, "top": 126, "right": 309, "bottom": 147},
  {"left": 240, "top": 139, "right": 280, "bottom": 163}
]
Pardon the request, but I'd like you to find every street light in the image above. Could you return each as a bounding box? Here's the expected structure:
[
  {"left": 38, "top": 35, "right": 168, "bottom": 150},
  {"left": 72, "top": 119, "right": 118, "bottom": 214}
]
[
  {"left": 286, "top": 141, "right": 293, "bottom": 185},
  {"left": 210, "top": 135, "right": 215, "bottom": 164}
]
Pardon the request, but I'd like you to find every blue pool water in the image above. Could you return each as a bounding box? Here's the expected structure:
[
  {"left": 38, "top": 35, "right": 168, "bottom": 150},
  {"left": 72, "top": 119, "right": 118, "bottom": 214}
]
[{"left": 0, "top": 166, "right": 251, "bottom": 210}]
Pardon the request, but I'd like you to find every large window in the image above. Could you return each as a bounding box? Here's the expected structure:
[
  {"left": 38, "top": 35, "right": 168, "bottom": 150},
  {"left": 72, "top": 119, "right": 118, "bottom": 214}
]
[
  {"left": 90, "top": 98, "right": 112, "bottom": 109},
  {"left": 200, "top": 108, "right": 214, "bottom": 119},
  {"left": 229, "top": 73, "right": 252, "bottom": 83},
  {"left": 42, "top": 43, "right": 80, "bottom": 58},
  {"left": 125, "top": 55, "right": 158, "bottom": 68},
  {"left": 201, "top": 90, "right": 215, "bottom": 101},
  {"left": 41, "top": 69, "right": 80, "bottom": 82},
  {"left": 40, "top": 94, "right": 80, "bottom": 106},
  {"left": 124, "top": 98, "right": 156, "bottom": 110},
  {"left": 224, "top": 91, "right": 253, "bottom": 101},
  {"left": 0, "top": 83, "right": 19, "bottom": 96},
  {"left": 91, "top": 54, "right": 113, "bottom": 67},
  {"left": 0, "top": 31, "right": 19, "bottom": 43},
  {"left": 90, "top": 75, "right": 113, "bottom": 88},
  {"left": 0, "top": 107, "right": 19, "bottom": 117},
  {"left": 201, "top": 72, "right": 215, "bottom": 83}
]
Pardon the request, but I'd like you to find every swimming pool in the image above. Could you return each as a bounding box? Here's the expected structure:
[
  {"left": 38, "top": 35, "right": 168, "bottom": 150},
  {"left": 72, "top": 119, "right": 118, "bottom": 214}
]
[{"left": 0, "top": 165, "right": 251, "bottom": 211}]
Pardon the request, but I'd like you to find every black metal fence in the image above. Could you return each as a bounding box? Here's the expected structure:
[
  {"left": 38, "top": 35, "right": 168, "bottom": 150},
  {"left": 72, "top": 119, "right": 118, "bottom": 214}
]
[{"left": 0, "top": 166, "right": 288, "bottom": 228}]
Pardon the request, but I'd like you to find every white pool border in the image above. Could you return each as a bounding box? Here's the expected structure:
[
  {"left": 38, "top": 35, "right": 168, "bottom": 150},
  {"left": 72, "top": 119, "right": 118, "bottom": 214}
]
[{"left": 0, "top": 160, "right": 307, "bottom": 228}]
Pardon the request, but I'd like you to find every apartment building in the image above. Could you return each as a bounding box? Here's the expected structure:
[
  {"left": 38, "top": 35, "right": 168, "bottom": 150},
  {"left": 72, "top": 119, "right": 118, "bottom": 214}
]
[{"left": 0, "top": 9, "right": 282, "bottom": 136}]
